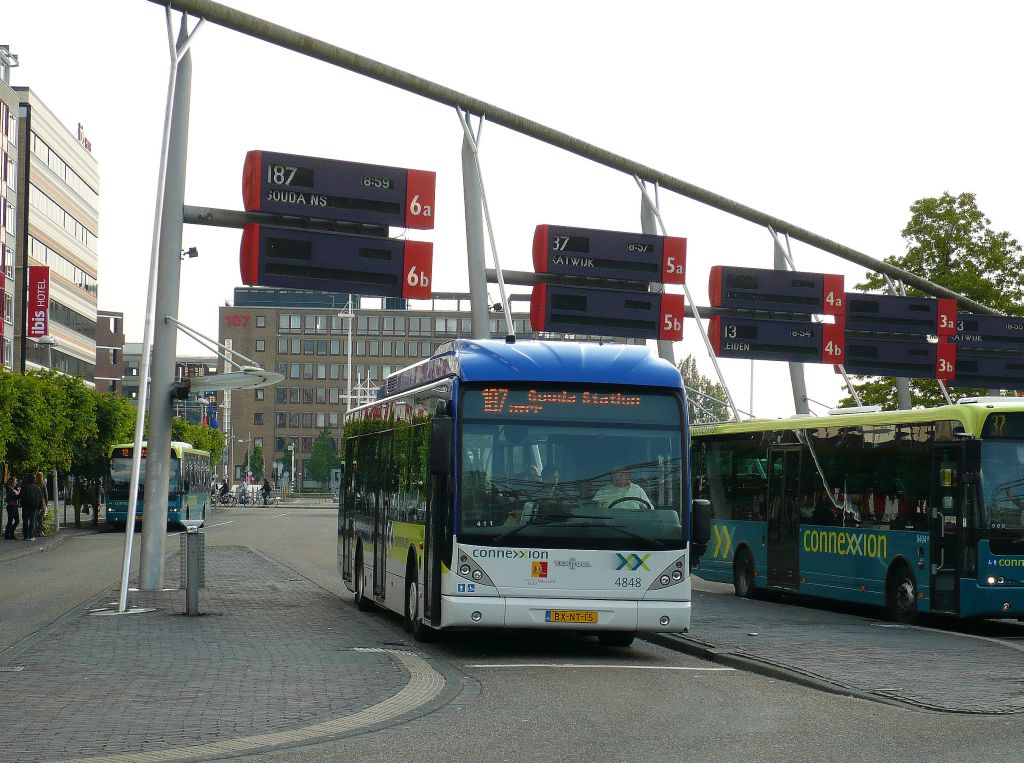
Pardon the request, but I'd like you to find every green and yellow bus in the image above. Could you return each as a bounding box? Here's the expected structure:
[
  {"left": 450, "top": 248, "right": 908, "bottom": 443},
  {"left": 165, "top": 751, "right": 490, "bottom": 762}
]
[
  {"left": 106, "top": 441, "right": 212, "bottom": 529},
  {"left": 691, "top": 399, "right": 1024, "bottom": 621}
]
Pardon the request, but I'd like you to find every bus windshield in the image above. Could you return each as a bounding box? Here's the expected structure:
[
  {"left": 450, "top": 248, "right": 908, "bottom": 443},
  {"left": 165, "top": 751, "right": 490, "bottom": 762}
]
[
  {"left": 981, "top": 441, "right": 1024, "bottom": 533},
  {"left": 109, "top": 458, "right": 181, "bottom": 501},
  {"left": 459, "top": 385, "right": 686, "bottom": 550}
]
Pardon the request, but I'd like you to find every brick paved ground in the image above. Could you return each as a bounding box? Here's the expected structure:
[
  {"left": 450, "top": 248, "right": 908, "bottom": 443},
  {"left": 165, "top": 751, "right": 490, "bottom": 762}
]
[
  {"left": 681, "top": 583, "right": 1024, "bottom": 713},
  {"left": 0, "top": 544, "right": 455, "bottom": 762}
]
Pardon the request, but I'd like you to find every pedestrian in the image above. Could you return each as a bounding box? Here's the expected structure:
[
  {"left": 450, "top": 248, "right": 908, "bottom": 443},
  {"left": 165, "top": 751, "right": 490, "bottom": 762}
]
[
  {"left": 19, "top": 472, "right": 44, "bottom": 541},
  {"left": 260, "top": 478, "right": 271, "bottom": 507},
  {"left": 4, "top": 475, "right": 20, "bottom": 539}
]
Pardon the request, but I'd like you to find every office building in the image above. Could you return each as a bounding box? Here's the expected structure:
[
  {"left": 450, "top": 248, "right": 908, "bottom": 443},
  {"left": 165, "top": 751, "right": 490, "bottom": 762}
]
[
  {"left": 0, "top": 47, "right": 19, "bottom": 369},
  {"left": 94, "top": 310, "right": 124, "bottom": 393},
  {"left": 12, "top": 84, "right": 99, "bottom": 379}
]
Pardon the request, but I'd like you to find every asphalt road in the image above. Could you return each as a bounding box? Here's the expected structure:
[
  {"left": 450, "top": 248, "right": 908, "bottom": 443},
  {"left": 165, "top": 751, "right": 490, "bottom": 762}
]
[{"left": 5, "top": 506, "right": 1024, "bottom": 762}]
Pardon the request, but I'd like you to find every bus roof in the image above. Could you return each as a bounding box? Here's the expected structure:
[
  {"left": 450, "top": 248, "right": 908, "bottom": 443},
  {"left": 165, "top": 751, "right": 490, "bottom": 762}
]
[
  {"left": 690, "top": 398, "right": 1024, "bottom": 438},
  {"left": 379, "top": 339, "right": 682, "bottom": 399},
  {"left": 109, "top": 441, "right": 209, "bottom": 456}
]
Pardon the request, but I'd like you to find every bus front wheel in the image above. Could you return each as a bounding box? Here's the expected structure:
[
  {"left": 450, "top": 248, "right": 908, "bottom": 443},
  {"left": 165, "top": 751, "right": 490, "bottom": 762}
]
[
  {"left": 405, "top": 573, "right": 434, "bottom": 642},
  {"left": 354, "top": 550, "right": 374, "bottom": 612},
  {"left": 733, "top": 548, "right": 756, "bottom": 598},
  {"left": 886, "top": 566, "right": 918, "bottom": 624}
]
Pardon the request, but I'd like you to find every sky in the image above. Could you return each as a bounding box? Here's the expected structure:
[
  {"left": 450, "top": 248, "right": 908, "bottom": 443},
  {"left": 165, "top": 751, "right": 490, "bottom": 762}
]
[{"left": 5, "top": 1, "right": 1023, "bottom": 418}]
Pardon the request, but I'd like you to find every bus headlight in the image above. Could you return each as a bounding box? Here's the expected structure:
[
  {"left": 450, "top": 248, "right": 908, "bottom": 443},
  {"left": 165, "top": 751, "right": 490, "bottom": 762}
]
[
  {"left": 472, "top": 570, "right": 483, "bottom": 581},
  {"left": 460, "top": 564, "right": 472, "bottom": 576},
  {"left": 987, "top": 576, "right": 997, "bottom": 585},
  {"left": 660, "top": 575, "right": 671, "bottom": 586},
  {"left": 672, "top": 570, "right": 683, "bottom": 581}
]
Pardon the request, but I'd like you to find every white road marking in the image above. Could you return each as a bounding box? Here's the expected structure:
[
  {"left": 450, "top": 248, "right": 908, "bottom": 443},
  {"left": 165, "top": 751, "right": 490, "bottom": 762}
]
[
  {"left": 267, "top": 512, "right": 293, "bottom": 519},
  {"left": 203, "top": 520, "right": 234, "bottom": 528},
  {"left": 465, "top": 663, "right": 734, "bottom": 671}
]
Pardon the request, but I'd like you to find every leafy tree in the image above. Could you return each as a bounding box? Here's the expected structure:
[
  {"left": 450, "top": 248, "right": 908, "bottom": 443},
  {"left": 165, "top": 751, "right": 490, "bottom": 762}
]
[
  {"left": 248, "top": 445, "right": 265, "bottom": 480},
  {"left": 844, "top": 192, "right": 1023, "bottom": 408},
  {"left": 70, "top": 392, "right": 135, "bottom": 527},
  {"left": 677, "top": 355, "right": 731, "bottom": 424},
  {"left": 0, "top": 371, "right": 16, "bottom": 469},
  {"left": 6, "top": 372, "right": 67, "bottom": 474},
  {"left": 170, "top": 418, "right": 226, "bottom": 467},
  {"left": 309, "top": 428, "right": 340, "bottom": 488}
]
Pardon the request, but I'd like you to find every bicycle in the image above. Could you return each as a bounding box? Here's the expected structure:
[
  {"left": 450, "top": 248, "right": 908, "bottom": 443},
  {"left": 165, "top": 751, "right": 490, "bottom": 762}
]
[
  {"left": 214, "top": 492, "right": 236, "bottom": 507},
  {"left": 236, "top": 488, "right": 255, "bottom": 507}
]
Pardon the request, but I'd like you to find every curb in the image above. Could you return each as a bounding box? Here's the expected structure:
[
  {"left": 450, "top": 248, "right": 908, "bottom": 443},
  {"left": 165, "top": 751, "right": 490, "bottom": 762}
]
[{"left": 643, "top": 632, "right": 914, "bottom": 711}]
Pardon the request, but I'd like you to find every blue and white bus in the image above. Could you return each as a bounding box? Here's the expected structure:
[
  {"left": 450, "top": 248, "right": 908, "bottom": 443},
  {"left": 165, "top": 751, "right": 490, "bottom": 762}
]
[
  {"left": 691, "top": 400, "right": 1024, "bottom": 622},
  {"left": 106, "top": 441, "right": 212, "bottom": 529},
  {"left": 339, "top": 339, "right": 711, "bottom": 646}
]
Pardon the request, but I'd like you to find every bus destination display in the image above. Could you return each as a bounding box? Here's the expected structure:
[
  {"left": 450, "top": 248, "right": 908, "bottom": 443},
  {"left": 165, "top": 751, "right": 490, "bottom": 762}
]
[
  {"left": 463, "top": 387, "right": 679, "bottom": 423},
  {"left": 242, "top": 150, "right": 436, "bottom": 230},
  {"left": 844, "top": 293, "right": 957, "bottom": 337},
  {"left": 532, "top": 224, "right": 686, "bottom": 284},
  {"left": 240, "top": 224, "right": 432, "bottom": 299}
]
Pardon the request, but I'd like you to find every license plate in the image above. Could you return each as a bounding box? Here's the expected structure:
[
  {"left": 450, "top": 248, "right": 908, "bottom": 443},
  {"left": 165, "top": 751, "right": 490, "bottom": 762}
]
[{"left": 545, "top": 610, "right": 598, "bottom": 624}]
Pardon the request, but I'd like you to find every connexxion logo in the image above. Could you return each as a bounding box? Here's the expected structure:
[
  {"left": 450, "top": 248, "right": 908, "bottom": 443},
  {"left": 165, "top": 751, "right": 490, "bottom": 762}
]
[{"left": 615, "top": 553, "right": 651, "bottom": 571}]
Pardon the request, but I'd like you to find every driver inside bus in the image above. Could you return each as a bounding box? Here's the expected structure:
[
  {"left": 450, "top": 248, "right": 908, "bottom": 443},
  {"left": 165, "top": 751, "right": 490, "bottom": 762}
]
[{"left": 594, "top": 466, "right": 652, "bottom": 510}]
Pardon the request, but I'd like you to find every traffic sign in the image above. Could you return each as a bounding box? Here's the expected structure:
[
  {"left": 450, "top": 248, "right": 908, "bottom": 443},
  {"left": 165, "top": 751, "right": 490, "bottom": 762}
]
[
  {"left": 530, "top": 284, "right": 684, "bottom": 341},
  {"left": 841, "top": 336, "right": 956, "bottom": 380},
  {"left": 708, "top": 266, "right": 844, "bottom": 319},
  {"left": 242, "top": 150, "right": 435, "bottom": 230},
  {"left": 947, "top": 349, "right": 1024, "bottom": 389},
  {"left": 951, "top": 313, "right": 1024, "bottom": 352},
  {"left": 844, "top": 293, "right": 957, "bottom": 337},
  {"left": 532, "top": 225, "right": 686, "bottom": 284},
  {"left": 708, "top": 316, "right": 844, "bottom": 364},
  {"left": 239, "top": 224, "right": 432, "bottom": 299}
]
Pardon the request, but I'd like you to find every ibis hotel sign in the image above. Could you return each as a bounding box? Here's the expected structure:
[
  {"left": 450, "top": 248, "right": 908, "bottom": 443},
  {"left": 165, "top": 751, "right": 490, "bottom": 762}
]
[{"left": 27, "top": 265, "right": 49, "bottom": 338}]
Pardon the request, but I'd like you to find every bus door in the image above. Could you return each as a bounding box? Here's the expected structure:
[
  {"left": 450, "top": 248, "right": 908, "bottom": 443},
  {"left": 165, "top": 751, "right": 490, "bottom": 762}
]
[
  {"left": 930, "top": 445, "right": 963, "bottom": 614},
  {"left": 766, "top": 446, "right": 801, "bottom": 590},
  {"left": 373, "top": 434, "right": 392, "bottom": 600},
  {"left": 340, "top": 443, "right": 354, "bottom": 584}
]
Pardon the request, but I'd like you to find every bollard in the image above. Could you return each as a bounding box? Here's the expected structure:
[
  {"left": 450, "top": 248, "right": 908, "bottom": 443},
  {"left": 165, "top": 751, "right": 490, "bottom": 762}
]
[{"left": 180, "top": 521, "right": 205, "bottom": 616}]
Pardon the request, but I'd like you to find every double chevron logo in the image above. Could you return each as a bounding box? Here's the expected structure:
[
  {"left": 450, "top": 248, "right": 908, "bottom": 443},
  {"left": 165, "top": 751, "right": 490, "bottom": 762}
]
[
  {"left": 710, "top": 525, "right": 734, "bottom": 559},
  {"left": 615, "top": 553, "right": 651, "bottom": 571}
]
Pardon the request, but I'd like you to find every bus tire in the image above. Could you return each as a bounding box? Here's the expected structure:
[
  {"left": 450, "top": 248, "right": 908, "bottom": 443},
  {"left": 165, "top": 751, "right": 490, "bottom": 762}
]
[
  {"left": 405, "top": 568, "right": 434, "bottom": 642},
  {"left": 354, "top": 548, "right": 374, "bottom": 612},
  {"left": 598, "top": 631, "right": 635, "bottom": 648},
  {"left": 733, "top": 548, "right": 756, "bottom": 598},
  {"left": 886, "top": 565, "right": 918, "bottom": 624}
]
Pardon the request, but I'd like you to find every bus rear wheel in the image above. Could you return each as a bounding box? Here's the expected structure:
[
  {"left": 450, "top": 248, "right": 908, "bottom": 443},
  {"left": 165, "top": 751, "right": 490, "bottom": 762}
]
[
  {"left": 598, "top": 631, "right": 635, "bottom": 648},
  {"left": 354, "top": 551, "right": 374, "bottom": 612},
  {"left": 733, "top": 548, "right": 756, "bottom": 598},
  {"left": 886, "top": 567, "right": 918, "bottom": 624}
]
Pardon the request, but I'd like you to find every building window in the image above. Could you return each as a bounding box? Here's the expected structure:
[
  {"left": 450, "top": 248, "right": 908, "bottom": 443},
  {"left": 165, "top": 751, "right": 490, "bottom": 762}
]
[
  {"left": 289, "top": 413, "right": 301, "bottom": 427},
  {"left": 289, "top": 363, "right": 300, "bottom": 379},
  {"left": 277, "top": 338, "right": 288, "bottom": 353},
  {"left": 256, "top": 316, "right": 266, "bottom": 328},
  {"left": 329, "top": 340, "right": 340, "bottom": 355},
  {"left": 254, "top": 412, "right": 264, "bottom": 425},
  {"left": 275, "top": 437, "right": 286, "bottom": 452},
  {"left": 255, "top": 389, "right": 265, "bottom": 401},
  {"left": 316, "top": 412, "right": 326, "bottom": 428},
  {"left": 276, "top": 412, "right": 286, "bottom": 427},
  {"left": 276, "top": 388, "right": 286, "bottom": 403},
  {"left": 255, "top": 339, "right": 265, "bottom": 352},
  {"left": 290, "top": 387, "right": 301, "bottom": 404},
  {"left": 302, "top": 387, "right": 314, "bottom": 404},
  {"left": 254, "top": 437, "right": 263, "bottom": 448},
  {"left": 302, "top": 413, "right": 313, "bottom": 428}
]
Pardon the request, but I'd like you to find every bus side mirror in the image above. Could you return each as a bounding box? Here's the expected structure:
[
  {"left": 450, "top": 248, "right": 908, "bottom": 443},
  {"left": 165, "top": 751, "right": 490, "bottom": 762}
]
[
  {"left": 430, "top": 416, "right": 453, "bottom": 476},
  {"left": 692, "top": 499, "right": 712, "bottom": 545}
]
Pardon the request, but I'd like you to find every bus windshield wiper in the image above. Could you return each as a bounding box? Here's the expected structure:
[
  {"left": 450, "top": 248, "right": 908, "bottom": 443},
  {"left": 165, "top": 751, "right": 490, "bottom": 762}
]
[
  {"left": 568, "top": 520, "right": 666, "bottom": 548},
  {"left": 491, "top": 513, "right": 573, "bottom": 543}
]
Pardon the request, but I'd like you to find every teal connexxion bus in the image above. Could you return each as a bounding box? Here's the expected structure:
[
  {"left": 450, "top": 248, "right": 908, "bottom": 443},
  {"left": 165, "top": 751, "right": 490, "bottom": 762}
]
[
  {"left": 339, "top": 339, "right": 711, "bottom": 646},
  {"left": 691, "top": 400, "right": 1024, "bottom": 622}
]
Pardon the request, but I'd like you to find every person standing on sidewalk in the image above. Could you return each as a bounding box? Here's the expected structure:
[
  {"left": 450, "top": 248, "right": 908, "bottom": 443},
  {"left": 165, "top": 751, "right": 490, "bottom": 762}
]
[
  {"left": 260, "top": 479, "right": 271, "bottom": 507},
  {"left": 3, "top": 475, "right": 20, "bottom": 539},
  {"left": 19, "top": 473, "right": 44, "bottom": 541}
]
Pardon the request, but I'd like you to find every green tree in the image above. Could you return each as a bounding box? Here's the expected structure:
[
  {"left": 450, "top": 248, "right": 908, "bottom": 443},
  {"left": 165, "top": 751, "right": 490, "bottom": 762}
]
[
  {"left": 308, "top": 428, "right": 340, "bottom": 488},
  {"left": 248, "top": 445, "right": 265, "bottom": 480},
  {"left": 677, "top": 355, "right": 731, "bottom": 424},
  {"left": 0, "top": 371, "right": 17, "bottom": 469},
  {"left": 170, "top": 418, "right": 226, "bottom": 467},
  {"left": 844, "top": 192, "right": 1024, "bottom": 408},
  {"left": 70, "top": 392, "right": 135, "bottom": 527}
]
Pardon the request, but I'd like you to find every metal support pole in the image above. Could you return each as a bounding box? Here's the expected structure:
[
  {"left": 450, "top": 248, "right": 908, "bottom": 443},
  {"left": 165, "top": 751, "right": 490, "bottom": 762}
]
[
  {"left": 640, "top": 185, "right": 675, "bottom": 365},
  {"left": 140, "top": 15, "right": 195, "bottom": 591},
  {"left": 185, "top": 528, "right": 201, "bottom": 616},
  {"left": 461, "top": 116, "right": 490, "bottom": 339},
  {"left": 774, "top": 233, "right": 810, "bottom": 414}
]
